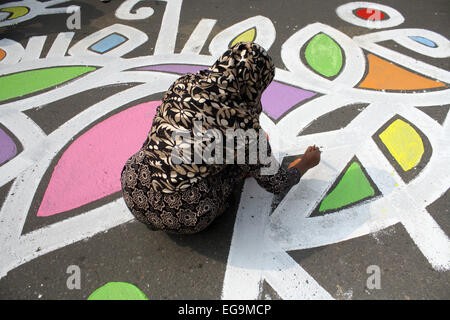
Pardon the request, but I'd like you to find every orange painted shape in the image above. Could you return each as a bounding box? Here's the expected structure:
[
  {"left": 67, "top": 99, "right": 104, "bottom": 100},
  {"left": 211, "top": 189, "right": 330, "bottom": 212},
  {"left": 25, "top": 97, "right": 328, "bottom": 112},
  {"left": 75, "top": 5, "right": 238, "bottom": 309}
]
[
  {"left": 288, "top": 158, "right": 302, "bottom": 169},
  {"left": 359, "top": 54, "right": 447, "bottom": 91},
  {"left": 0, "top": 49, "right": 5, "bottom": 61}
]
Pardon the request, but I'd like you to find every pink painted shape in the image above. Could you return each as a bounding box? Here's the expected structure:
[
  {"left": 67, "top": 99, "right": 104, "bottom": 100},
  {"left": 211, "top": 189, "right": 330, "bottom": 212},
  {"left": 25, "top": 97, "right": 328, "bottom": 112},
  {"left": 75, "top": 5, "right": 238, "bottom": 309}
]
[{"left": 37, "top": 101, "right": 160, "bottom": 217}]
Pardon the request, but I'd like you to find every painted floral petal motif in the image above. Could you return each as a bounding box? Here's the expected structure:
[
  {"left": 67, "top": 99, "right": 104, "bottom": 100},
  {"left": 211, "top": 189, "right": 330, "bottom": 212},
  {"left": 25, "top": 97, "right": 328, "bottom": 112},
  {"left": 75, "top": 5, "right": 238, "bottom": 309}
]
[
  {"left": 310, "top": 157, "right": 381, "bottom": 217},
  {"left": 358, "top": 54, "right": 446, "bottom": 91},
  {"left": 355, "top": 8, "right": 386, "bottom": 20},
  {"left": 89, "top": 34, "right": 128, "bottom": 54},
  {"left": 0, "top": 127, "right": 17, "bottom": 165},
  {"left": 298, "top": 103, "right": 369, "bottom": 136},
  {"left": 416, "top": 105, "right": 450, "bottom": 125},
  {"left": 319, "top": 161, "right": 374, "bottom": 212},
  {"left": 408, "top": 36, "right": 437, "bottom": 48},
  {"left": 0, "top": 6, "right": 29, "bottom": 20},
  {"left": 0, "top": 49, "right": 6, "bottom": 61},
  {"left": 304, "top": 33, "right": 343, "bottom": 78},
  {"left": 36, "top": 100, "right": 160, "bottom": 217},
  {"left": 0, "top": 66, "right": 97, "bottom": 102},
  {"left": 88, "top": 282, "right": 148, "bottom": 300},
  {"left": 261, "top": 81, "right": 316, "bottom": 120},
  {"left": 230, "top": 27, "right": 256, "bottom": 47},
  {"left": 373, "top": 116, "right": 431, "bottom": 183},
  {"left": 379, "top": 119, "right": 424, "bottom": 171},
  {"left": 282, "top": 22, "right": 365, "bottom": 89}
]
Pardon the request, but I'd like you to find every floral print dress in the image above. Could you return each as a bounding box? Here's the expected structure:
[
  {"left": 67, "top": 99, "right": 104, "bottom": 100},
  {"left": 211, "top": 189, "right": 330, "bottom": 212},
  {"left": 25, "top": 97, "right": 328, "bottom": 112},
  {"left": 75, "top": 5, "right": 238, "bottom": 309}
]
[{"left": 120, "top": 42, "right": 302, "bottom": 234}]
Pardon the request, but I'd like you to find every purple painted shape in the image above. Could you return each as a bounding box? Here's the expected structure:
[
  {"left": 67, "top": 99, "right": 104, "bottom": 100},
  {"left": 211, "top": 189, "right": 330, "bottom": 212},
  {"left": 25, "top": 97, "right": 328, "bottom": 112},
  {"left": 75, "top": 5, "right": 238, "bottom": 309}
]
[
  {"left": 138, "top": 64, "right": 207, "bottom": 75},
  {"left": 0, "top": 127, "right": 17, "bottom": 165},
  {"left": 261, "top": 81, "right": 317, "bottom": 120}
]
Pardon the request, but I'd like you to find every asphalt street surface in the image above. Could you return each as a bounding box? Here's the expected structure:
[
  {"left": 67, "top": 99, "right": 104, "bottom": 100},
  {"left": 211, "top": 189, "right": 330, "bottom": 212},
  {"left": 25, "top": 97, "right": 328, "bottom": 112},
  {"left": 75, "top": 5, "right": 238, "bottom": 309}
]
[{"left": 0, "top": 0, "right": 448, "bottom": 300}]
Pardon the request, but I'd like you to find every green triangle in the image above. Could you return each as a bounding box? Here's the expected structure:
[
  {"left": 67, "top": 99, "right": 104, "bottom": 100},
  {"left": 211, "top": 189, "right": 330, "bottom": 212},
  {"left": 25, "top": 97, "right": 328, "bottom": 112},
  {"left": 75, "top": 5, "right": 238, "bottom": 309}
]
[{"left": 319, "top": 161, "right": 375, "bottom": 213}]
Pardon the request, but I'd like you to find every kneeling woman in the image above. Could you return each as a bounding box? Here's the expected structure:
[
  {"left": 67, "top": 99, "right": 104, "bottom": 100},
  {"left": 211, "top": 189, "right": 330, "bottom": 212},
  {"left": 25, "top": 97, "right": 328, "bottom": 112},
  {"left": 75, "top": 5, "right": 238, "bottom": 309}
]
[{"left": 120, "top": 42, "right": 320, "bottom": 234}]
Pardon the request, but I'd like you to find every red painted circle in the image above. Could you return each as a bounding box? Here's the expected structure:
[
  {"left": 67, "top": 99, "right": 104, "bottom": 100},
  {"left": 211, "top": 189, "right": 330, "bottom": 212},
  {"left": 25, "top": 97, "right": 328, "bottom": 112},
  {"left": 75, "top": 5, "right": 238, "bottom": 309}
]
[{"left": 355, "top": 8, "right": 386, "bottom": 20}]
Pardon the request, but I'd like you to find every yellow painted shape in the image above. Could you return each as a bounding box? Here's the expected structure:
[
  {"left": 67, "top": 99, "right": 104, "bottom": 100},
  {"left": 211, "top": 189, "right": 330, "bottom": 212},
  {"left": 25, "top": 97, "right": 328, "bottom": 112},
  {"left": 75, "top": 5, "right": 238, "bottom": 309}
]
[
  {"left": 379, "top": 119, "right": 424, "bottom": 171},
  {"left": 0, "top": 6, "right": 29, "bottom": 20},
  {"left": 359, "top": 54, "right": 447, "bottom": 91},
  {"left": 230, "top": 28, "right": 256, "bottom": 47},
  {"left": 0, "top": 49, "right": 5, "bottom": 61}
]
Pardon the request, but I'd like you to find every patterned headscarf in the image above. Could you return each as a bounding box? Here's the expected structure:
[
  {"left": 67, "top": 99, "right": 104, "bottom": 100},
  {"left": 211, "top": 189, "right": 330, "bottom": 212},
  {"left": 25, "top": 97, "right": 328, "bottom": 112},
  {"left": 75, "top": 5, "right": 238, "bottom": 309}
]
[{"left": 143, "top": 42, "right": 275, "bottom": 193}]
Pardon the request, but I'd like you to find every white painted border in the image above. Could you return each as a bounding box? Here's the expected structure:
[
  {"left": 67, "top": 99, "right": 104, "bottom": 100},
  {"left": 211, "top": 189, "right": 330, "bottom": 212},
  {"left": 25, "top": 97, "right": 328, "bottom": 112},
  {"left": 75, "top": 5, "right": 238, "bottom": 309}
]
[{"left": 0, "top": 5, "right": 449, "bottom": 300}]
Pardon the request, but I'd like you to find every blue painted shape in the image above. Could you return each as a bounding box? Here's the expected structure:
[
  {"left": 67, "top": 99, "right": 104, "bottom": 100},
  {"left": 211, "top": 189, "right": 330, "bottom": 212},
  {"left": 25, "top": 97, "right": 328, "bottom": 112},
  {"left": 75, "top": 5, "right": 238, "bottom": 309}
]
[
  {"left": 90, "top": 34, "right": 127, "bottom": 53},
  {"left": 408, "top": 36, "right": 437, "bottom": 48}
]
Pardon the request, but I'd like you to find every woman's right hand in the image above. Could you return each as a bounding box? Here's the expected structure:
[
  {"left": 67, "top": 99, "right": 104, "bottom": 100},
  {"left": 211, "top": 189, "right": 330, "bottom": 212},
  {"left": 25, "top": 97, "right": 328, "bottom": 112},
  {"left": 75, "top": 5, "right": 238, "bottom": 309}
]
[
  {"left": 302, "top": 145, "right": 321, "bottom": 169},
  {"left": 294, "top": 145, "right": 321, "bottom": 175}
]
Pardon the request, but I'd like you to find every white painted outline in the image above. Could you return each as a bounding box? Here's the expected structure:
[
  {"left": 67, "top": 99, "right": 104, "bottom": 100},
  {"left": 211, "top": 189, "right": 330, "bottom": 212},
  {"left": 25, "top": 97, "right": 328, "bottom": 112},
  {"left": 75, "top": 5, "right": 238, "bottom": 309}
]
[
  {"left": 182, "top": 19, "right": 217, "bottom": 55},
  {"left": 0, "top": 2, "right": 449, "bottom": 300},
  {"left": 115, "top": 0, "right": 155, "bottom": 21}
]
